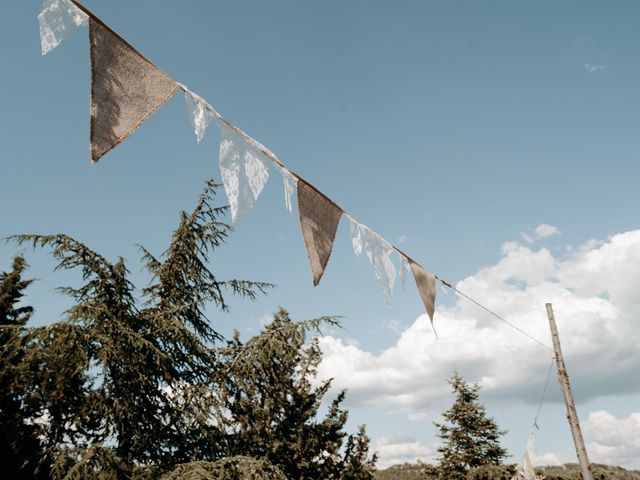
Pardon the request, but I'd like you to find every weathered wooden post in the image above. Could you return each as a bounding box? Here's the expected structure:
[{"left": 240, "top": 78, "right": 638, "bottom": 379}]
[{"left": 545, "top": 303, "right": 594, "bottom": 480}]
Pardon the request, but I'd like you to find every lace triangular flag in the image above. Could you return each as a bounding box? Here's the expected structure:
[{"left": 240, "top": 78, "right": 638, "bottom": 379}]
[
  {"left": 519, "top": 435, "right": 537, "bottom": 480},
  {"left": 348, "top": 217, "right": 397, "bottom": 304},
  {"left": 183, "top": 87, "right": 218, "bottom": 143},
  {"left": 217, "top": 122, "right": 271, "bottom": 223},
  {"left": 89, "top": 18, "right": 178, "bottom": 162},
  {"left": 39, "top": 0, "right": 88, "bottom": 55},
  {"left": 275, "top": 164, "right": 297, "bottom": 213},
  {"left": 297, "top": 181, "right": 342, "bottom": 286}
]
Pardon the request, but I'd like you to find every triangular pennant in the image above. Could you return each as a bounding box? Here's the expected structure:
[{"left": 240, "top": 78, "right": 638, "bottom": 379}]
[
  {"left": 89, "top": 18, "right": 178, "bottom": 162},
  {"left": 409, "top": 260, "right": 437, "bottom": 323},
  {"left": 183, "top": 87, "right": 218, "bottom": 143},
  {"left": 297, "top": 181, "right": 342, "bottom": 286},
  {"left": 39, "top": 0, "right": 88, "bottom": 55},
  {"left": 275, "top": 164, "right": 297, "bottom": 213},
  {"left": 217, "top": 121, "right": 271, "bottom": 223},
  {"left": 348, "top": 217, "right": 397, "bottom": 304},
  {"left": 520, "top": 435, "right": 537, "bottom": 480}
]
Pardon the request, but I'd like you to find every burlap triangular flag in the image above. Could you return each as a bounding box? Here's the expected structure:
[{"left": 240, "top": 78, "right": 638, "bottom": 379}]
[
  {"left": 409, "top": 260, "right": 436, "bottom": 322},
  {"left": 89, "top": 17, "right": 178, "bottom": 162},
  {"left": 297, "top": 181, "right": 342, "bottom": 286}
]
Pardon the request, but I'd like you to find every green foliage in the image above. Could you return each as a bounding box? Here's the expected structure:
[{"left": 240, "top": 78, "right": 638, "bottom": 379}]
[
  {"left": 538, "top": 463, "right": 640, "bottom": 480},
  {"left": 434, "top": 371, "right": 509, "bottom": 480},
  {"left": 2, "top": 180, "right": 377, "bottom": 479},
  {"left": 217, "top": 309, "right": 376, "bottom": 479},
  {"left": 156, "top": 457, "right": 287, "bottom": 480},
  {"left": 376, "top": 463, "right": 640, "bottom": 480},
  {"left": 466, "top": 463, "right": 516, "bottom": 480},
  {"left": 0, "top": 256, "right": 47, "bottom": 479},
  {"left": 374, "top": 462, "right": 438, "bottom": 480}
]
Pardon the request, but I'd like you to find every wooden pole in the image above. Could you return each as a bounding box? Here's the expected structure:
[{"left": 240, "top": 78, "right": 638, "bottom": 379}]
[{"left": 545, "top": 303, "right": 594, "bottom": 480}]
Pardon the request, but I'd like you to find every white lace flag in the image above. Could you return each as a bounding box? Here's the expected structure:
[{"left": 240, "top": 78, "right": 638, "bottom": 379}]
[
  {"left": 275, "top": 164, "right": 297, "bottom": 213},
  {"left": 399, "top": 253, "right": 411, "bottom": 290},
  {"left": 348, "top": 216, "right": 397, "bottom": 304},
  {"left": 217, "top": 121, "right": 271, "bottom": 223},
  {"left": 182, "top": 87, "right": 218, "bottom": 143},
  {"left": 39, "top": 0, "right": 88, "bottom": 55},
  {"left": 517, "top": 434, "right": 537, "bottom": 480}
]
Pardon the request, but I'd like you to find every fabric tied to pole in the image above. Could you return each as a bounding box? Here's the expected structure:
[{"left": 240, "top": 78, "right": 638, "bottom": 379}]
[
  {"left": 217, "top": 121, "right": 271, "bottom": 223},
  {"left": 39, "top": 0, "right": 88, "bottom": 55},
  {"left": 519, "top": 435, "right": 537, "bottom": 480},
  {"left": 298, "top": 181, "right": 342, "bottom": 285},
  {"left": 89, "top": 18, "right": 178, "bottom": 162},
  {"left": 348, "top": 217, "right": 397, "bottom": 304}
]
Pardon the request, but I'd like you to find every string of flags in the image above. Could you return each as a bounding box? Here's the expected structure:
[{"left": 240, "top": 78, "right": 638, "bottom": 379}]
[
  {"left": 39, "top": 4, "right": 566, "bottom": 471},
  {"left": 38, "top": 0, "right": 440, "bottom": 329}
]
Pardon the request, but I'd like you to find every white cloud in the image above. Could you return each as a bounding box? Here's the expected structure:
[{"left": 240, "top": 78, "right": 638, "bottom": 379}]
[
  {"left": 521, "top": 224, "right": 560, "bottom": 244},
  {"left": 534, "top": 452, "right": 564, "bottom": 466},
  {"left": 583, "top": 410, "right": 640, "bottom": 468},
  {"left": 317, "top": 229, "right": 640, "bottom": 419},
  {"left": 584, "top": 63, "right": 608, "bottom": 73},
  {"left": 534, "top": 224, "right": 559, "bottom": 238},
  {"left": 375, "top": 435, "right": 436, "bottom": 469}
]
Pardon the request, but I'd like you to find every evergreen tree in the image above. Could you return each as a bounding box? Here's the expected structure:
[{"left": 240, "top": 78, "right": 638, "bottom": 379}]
[
  {"left": 218, "top": 308, "right": 360, "bottom": 479},
  {"left": 0, "top": 256, "right": 47, "bottom": 479},
  {"left": 10, "top": 181, "right": 271, "bottom": 475},
  {"left": 340, "top": 425, "right": 378, "bottom": 480},
  {"left": 434, "top": 371, "right": 508, "bottom": 480},
  {"left": 4, "top": 180, "right": 378, "bottom": 479}
]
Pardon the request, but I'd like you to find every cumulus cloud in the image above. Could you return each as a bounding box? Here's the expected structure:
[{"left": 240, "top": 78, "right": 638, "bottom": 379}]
[
  {"left": 584, "top": 63, "right": 608, "bottom": 73},
  {"left": 583, "top": 410, "right": 640, "bottom": 468},
  {"left": 534, "top": 224, "right": 559, "bottom": 238},
  {"left": 375, "top": 435, "right": 436, "bottom": 469},
  {"left": 317, "top": 230, "right": 640, "bottom": 414},
  {"left": 521, "top": 223, "right": 560, "bottom": 244}
]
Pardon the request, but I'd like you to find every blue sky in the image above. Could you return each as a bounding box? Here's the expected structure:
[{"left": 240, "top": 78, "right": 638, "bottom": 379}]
[{"left": 2, "top": 0, "right": 640, "bottom": 469}]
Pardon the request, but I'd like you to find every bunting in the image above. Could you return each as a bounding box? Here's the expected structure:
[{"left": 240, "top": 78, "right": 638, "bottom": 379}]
[
  {"left": 217, "top": 121, "right": 271, "bottom": 223},
  {"left": 409, "top": 260, "right": 436, "bottom": 323},
  {"left": 517, "top": 435, "right": 537, "bottom": 480},
  {"left": 37, "top": 0, "right": 443, "bottom": 326},
  {"left": 183, "top": 87, "right": 217, "bottom": 143},
  {"left": 89, "top": 17, "right": 178, "bottom": 162},
  {"left": 348, "top": 217, "right": 397, "bottom": 304},
  {"left": 39, "top": 0, "right": 87, "bottom": 55},
  {"left": 297, "top": 181, "right": 343, "bottom": 285}
]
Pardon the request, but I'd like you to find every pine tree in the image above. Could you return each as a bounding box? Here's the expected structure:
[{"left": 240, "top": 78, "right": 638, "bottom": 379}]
[
  {"left": 434, "top": 371, "right": 508, "bottom": 480},
  {"left": 0, "top": 257, "right": 47, "bottom": 479},
  {"left": 340, "top": 425, "right": 378, "bottom": 480},
  {"left": 10, "top": 180, "right": 271, "bottom": 474},
  {"left": 217, "top": 308, "right": 353, "bottom": 479},
  {"left": 5, "top": 180, "right": 378, "bottom": 479}
]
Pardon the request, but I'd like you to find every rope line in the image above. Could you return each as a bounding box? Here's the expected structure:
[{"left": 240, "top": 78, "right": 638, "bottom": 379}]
[
  {"left": 533, "top": 356, "right": 555, "bottom": 430},
  {"left": 438, "top": 278, "right": 553, "bottom": 352}
]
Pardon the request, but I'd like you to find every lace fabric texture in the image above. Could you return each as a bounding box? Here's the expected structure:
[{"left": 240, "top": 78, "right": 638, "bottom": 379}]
[
  {"left": 275, "top": 164, "right": 297, "bottom": 213},
  {"left": 39, "top": 0, "right": 88, "bottom": 55},
  {"left": 183, "top": 88, "right": 218, "bottom": 143},
  {"left": 518, "top": 435, "right": 537, "bottom": 480},
  {"left": 399, "top": 253, "right": 410, "bottom": 290},
  {"left": 217, "top": 121, "right": 271, "bottom": 223},
  {"left": 348, "top": 217, "right": 397, "bottom": 304}
]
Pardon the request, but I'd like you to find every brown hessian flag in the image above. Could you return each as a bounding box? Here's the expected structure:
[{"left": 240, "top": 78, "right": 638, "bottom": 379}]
[
  {"left": 89, "top": 17, "right": 178, "bottom": 162},
  {"left": 297, "top": 180, "right": 343, "bottom": 286},
  {"left": 409, "top": 258, "right": 437, "bottom": 323}
]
